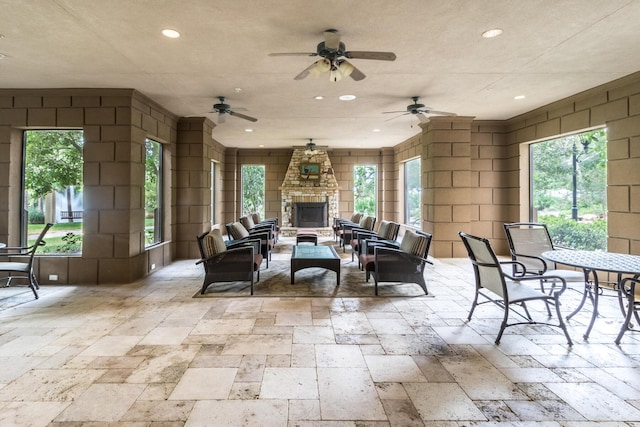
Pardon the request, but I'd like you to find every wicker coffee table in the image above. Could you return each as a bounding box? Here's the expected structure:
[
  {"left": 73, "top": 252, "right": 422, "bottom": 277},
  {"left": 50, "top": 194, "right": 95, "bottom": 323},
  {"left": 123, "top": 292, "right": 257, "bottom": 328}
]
[{"left": 291, "top": 245, "right": 340, "bottom": 285}]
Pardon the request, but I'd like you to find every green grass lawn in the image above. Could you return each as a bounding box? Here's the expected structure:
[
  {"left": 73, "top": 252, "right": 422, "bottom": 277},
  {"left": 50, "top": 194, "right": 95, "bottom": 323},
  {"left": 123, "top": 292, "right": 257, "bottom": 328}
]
[{"left": 29, "top": 222, "right": 83, "bottom": 254}]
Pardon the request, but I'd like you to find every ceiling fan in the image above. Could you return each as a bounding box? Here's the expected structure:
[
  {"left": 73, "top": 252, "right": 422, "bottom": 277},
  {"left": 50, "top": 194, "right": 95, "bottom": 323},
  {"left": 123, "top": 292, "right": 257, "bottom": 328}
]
[
  {"left": 269, "top": 29, "right": 396, "bottom": 82},
  {"left": 383, "top": 96, "right": 457, "bottom": 123},
  {"left": 210, "top": 96, "right": 257, "bottom": 123}
]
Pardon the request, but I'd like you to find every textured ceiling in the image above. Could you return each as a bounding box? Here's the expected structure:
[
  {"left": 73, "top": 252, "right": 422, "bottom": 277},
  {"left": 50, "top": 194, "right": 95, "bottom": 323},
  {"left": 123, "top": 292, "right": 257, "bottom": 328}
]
[{"left": 1, "top": 0, "right": 639, "bottom": 148}]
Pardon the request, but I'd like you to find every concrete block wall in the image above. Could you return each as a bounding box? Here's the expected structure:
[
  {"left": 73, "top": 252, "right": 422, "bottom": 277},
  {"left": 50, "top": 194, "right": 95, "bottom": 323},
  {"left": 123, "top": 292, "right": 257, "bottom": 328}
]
[
  {"left": 504, "top": 71, "right": 640, "bottom": 255},
  {"left": 0, "top": 89, "right": 178, "bottom": 284}
]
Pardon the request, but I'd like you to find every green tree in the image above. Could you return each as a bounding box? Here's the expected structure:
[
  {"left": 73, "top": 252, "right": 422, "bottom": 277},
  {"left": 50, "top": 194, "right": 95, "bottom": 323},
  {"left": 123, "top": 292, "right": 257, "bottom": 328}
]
[
  {"left": 25, "top": 130, "right": 84, "bottom": 220},
  {"left": 354, "top": 164, "right": 377, "bottom": 215},
  {"left": 405, "top": 158, "right": 421, "bottom": 226},
  {"left": 242, "top": 165, "right": 265, "bottom": 217},
  {"left": 531, "top": 129, "right": 606, "bottom": 217}
]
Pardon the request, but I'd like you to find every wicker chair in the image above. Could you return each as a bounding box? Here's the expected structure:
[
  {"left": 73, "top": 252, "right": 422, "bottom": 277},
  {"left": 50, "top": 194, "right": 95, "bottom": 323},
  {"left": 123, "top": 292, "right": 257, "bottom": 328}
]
[
  {"left": 459, "top": 231, "right": 572, "bottom": 345},
  {"left": 338, "top": 215, "right": 376, "bottom": 252},
  {"left": 349, "top": 220, "right": 400, "bottom": 266},
  {"left": 226, "top": 222, "right": 274, "bottom": 268},
  {"left": 358, "top": 229, "right": 432, "bottom": 295},
  {"left": 332, "top": 212, "right": 362, "bottom": 242},
  {"left": 241, "top": 215, "right": 278, "bottom": 243},
  {"left": 196, "top": 229, "right": 263, "bottom": 295}
]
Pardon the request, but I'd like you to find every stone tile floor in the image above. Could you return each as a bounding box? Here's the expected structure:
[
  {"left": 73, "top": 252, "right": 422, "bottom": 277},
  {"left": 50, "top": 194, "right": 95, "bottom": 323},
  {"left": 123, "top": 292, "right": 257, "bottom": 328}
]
[{"left": 1, "top": 236, "right": 640, "bottom": 426}]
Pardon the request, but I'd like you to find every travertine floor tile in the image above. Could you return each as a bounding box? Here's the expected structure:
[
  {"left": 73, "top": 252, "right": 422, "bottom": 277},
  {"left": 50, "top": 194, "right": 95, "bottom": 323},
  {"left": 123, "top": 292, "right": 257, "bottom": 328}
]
[
  {"left": 168, "top": 367, "right": 237, "bottom": 400},
  {"left": 1, "top": 243, "right": 640, "bottom": 425}
]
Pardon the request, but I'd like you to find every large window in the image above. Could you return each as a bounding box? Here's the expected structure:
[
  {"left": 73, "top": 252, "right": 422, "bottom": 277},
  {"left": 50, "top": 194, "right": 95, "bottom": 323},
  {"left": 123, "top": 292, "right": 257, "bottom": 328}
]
[
  {"left": 23, "top": 130, "right": 84, "bottom": 253},
  {"left": 530, "top": 128, "right": 607, "bottom": 250},
  {"left": 144, "top": 139, "right": 162, "bottom": 247},
  {"left": 354, "top": 164, "right": 377, "bottom": 216},
  {"left": 242, "top": 165, "right": 266, "bottom": 218},
  {"left": 404, "top": 157, "right": 421, "bottom": 227}
]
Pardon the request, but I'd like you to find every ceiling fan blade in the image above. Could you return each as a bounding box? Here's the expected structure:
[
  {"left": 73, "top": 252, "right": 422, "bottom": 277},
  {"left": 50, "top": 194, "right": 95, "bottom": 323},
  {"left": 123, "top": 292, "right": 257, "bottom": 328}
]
[
  {"left": 228, "top": 110, "right": 258, "bottom": 122},
  {"left": 344, "top": 61, "right": 366, "bottom": 81},
  {"left": 294, "top": 61, "right": 319, "bottom": 80},
  {"left": 384, "top": 112, "right": 409, "bottom": 122},
  {"left": 268, "top": 52, "right": 317, "bottom": 57},
  {"left": 345, "top": 51, "right": 396, "bottom": 61},
  {"left": 218, "top": 111, "right": 226, "bottom": 124},
  {"left": 417, "top": 113, "right": 431, "bottom": 123},
  {"left": 324, "top": 29, "right": 341, "bottom": 50},
  {"left": 382, "top": 110, "right": 407, "bottom": 114},
  {"left": 423, "top": 109, "right": 457, "bottom": 116}
]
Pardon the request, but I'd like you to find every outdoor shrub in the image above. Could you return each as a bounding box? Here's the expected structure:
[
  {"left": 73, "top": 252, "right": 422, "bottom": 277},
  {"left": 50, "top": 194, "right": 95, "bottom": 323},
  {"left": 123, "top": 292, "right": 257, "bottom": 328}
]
[
  {"left": 541, "top": 215, "right": 607, "bottom": 251},
  {"left": 28, "top": 209, "right": 45, "bottom": 224},
  {"left": 53, "top": 232, "right": 81, "bottom": 254}
]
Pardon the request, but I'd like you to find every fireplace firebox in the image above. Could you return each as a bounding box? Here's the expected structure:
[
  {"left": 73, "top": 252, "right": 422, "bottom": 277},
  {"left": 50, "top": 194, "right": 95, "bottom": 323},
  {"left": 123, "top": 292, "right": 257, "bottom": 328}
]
[{"left": 294, "top": 202, "right": 328, "bottom": 227}]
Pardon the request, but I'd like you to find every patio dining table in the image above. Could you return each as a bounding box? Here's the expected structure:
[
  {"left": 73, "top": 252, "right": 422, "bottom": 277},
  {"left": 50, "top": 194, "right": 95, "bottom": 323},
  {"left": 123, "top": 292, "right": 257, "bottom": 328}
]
[{"left": 541, "top": 249, "right": 640, "bottom": 341}]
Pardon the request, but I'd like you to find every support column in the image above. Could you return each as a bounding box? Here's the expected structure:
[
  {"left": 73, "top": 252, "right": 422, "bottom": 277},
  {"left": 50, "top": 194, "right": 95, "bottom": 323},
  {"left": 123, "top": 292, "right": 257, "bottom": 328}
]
[
  {"left": 175, "top": 117, "right": 216, "bottom": 259},
  {"left": 422, "top": 116, "right": 475, "bottom": 258}
]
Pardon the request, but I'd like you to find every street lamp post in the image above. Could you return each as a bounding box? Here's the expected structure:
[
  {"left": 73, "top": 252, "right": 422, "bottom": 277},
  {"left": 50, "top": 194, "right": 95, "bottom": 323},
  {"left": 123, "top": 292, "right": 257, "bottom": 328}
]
[
  {"left": 571, "top": 135, "right": 591, "bottom": 221},
  {"left": 572, "top": 140, "right": 578, "bottom": 220}
]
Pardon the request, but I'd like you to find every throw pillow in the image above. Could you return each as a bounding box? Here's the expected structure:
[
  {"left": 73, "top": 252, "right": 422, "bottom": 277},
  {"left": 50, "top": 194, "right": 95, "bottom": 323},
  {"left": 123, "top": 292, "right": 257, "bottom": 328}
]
[{"left": 202, "top": 229, "right": 227, "bottom": 258}]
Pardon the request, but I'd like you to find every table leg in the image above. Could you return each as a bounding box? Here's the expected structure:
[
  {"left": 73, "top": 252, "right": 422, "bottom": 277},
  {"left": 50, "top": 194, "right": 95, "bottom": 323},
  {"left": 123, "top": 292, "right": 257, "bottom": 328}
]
[
  {"left": 566, "top": 269, "right": 594, "bottom": 321},
  {"left": 584, "top": 270, "right": 600, "bottom": 340}
]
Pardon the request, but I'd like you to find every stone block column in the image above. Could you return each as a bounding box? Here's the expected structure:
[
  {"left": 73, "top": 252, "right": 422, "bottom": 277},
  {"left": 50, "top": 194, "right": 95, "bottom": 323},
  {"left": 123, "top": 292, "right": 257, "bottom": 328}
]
[
  {"left": 422, "top": 116, "right": 475, "bottom": 257},
  {"left": 174, "top": 117, "right": 216, "bottom": 259}
]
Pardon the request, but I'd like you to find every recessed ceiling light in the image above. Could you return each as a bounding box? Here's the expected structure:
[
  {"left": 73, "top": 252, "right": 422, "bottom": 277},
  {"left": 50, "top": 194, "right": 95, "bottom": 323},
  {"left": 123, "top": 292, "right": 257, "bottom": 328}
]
[
  {"left": 314, "top": 96, "right": 324, "bottom": 100},
  {"left": 514, "top": 95, "right": 525, "bottom": 100},
  {"left": 339, "top": 94, "right": 356, "bottom": 101},
  {"left": 234, "top": 87, "right": 242, "bottom": 93},
  {"left": 481, "top": 28, "right": 503, "bottom": 38},
  {"left": 258, "top": 144, "right": 264, "bottom": 147},
  {"left": 0, "top": 53, "right": 5, "bottom": 60},
  {"left": 245, "top": 128, "right": 253, "bottom": 132},
  {"left": 161, "top": 29, "right": 180, "bottom": 38},
  {"left": 372, "top": 129, "right": 381, "bottom": 132}
]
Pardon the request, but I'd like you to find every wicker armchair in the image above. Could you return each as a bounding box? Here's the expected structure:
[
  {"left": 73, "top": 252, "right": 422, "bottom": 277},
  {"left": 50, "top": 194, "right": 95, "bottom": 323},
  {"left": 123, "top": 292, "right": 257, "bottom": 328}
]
[
  {"left": 358, "top": 229, "right": 432, "bottom": 295},
  {"left": 196, "top": 229, "right": 263, "bottom": 295},
  {"left": 241, "top": 215, "right": 278, "bottom": 243},
  {"left": 349, "top": 220, "right": 400, "bottom": 266},
  {"left": 226, "top": 222, "right": 274, "bottom": 268}
]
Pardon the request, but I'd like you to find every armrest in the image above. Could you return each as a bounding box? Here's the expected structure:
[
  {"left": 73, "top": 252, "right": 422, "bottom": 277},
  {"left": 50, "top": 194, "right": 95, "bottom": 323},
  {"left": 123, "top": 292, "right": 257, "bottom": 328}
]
[
  {"left": 374, "top": 246, "right": 429, "bottom": 265},
  {"left": 510, "top": 252, "right": 548, "bottom": 273},
  {"left": 248, "top": 228, "right": 272, "bottom": 240},
  {"left": 226, "top": 238, "right": 261, "bottom": 254},
  {"left": 362, "top": 238, "right": 399, "bottom": 255},
  {"left": 196, "top": 244, "right": 255, "bottom": 266}
]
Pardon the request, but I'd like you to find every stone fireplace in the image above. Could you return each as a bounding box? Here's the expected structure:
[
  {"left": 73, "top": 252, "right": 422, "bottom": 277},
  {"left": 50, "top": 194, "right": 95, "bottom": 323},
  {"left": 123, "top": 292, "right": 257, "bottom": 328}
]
[{"left": 280, "top": 147, "right": 339, "bottom": 236}]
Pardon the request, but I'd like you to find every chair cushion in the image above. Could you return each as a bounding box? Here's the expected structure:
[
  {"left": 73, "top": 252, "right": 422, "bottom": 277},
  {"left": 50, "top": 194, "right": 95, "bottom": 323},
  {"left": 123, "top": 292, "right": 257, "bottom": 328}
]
[
  {"left": 241, "top": 215, "right": 256, "bottom": 229},
  {"left": 351, "top": 212, "right": 363, "bottom": 223},
  {"left": 359, "top": 215, "right": 374, "bottom": 230},
  {"left": 399, "top": 230, "right": 429, "bottom": 258},
  {"left": 252, "top": 213, "right": 260, "bottom": 224},
  {"left": 202, "top": 229, "right": 227, "bottom": 258},
  {"left": 380, "top": 221, "right": 399, "bottom": 240},
  {"left": 228, "top": 222, "right": 250, "bottom": 239}
]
